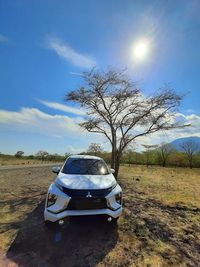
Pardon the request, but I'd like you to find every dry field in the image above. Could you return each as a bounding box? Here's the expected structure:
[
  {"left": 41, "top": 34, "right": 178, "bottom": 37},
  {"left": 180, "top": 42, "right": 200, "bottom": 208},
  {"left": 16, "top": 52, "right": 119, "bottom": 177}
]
[
  {"left": 0, "top": 164, "right": 200, "bottom": 267},
  {"left": 0, "top": 157, "right": 57, "bottom": 166}
]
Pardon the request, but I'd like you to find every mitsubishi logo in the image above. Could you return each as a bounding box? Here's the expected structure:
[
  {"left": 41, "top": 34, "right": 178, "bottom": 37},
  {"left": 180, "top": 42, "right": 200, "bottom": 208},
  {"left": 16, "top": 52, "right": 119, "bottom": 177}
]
[{"left": 86, "top": 191, "right": 92, "bottom": 198}]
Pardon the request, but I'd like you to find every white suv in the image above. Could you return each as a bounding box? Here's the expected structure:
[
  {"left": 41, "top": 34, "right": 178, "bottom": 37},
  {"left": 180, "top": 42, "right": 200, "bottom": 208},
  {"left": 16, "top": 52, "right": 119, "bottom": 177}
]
[{"left": 44, "top": 155, "right": 123, "bottom": 226}]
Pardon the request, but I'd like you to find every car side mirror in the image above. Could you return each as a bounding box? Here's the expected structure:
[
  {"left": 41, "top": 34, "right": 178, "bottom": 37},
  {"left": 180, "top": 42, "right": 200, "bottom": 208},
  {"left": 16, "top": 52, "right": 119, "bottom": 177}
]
[
  {"left": 110, "top": 168, "right": 115, "bottom": 174},
  {"left": 52, "top": 166, "right": 61, "bottom": 174}
]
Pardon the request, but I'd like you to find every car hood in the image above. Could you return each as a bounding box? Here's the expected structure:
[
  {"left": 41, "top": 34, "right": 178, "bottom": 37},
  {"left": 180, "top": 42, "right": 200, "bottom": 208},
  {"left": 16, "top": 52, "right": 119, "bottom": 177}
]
[{"left": 56, "top": 172, "right": 116, "bottom": 190}]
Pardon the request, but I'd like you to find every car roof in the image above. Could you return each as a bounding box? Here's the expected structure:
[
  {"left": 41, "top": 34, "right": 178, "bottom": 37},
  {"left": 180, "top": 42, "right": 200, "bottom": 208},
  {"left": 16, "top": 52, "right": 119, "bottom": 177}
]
[{"left": 68, "top": 154, "right": 102, "bottom": 160}]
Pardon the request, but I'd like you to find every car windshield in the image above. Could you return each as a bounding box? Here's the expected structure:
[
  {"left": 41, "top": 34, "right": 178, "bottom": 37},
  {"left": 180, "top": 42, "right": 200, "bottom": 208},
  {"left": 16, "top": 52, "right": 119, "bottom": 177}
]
[{"left": 62, "top": 158, "right": 109, "bottom": 175}]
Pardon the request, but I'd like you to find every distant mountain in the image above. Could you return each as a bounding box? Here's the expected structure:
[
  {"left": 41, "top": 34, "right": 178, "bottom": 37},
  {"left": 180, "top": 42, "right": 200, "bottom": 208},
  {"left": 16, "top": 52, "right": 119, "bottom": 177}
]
[{"left": 170, "top": 136, "right": 200, "bottom": 151}]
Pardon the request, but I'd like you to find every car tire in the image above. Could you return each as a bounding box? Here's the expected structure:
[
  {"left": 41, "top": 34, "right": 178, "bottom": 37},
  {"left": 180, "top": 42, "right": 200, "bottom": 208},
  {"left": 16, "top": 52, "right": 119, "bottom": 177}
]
[
  {"left": 107, "top": 217, "right": 119, "bottom": 225},
  {"left": 112, "top": 217, "right": 119, "bottom": 223},
  {"left": 44, "top": 220, "right": 56, "bottom": 228}
]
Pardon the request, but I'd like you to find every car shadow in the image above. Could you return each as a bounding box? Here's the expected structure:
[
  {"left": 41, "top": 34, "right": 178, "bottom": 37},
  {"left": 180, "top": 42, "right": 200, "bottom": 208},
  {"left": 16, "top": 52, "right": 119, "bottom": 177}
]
[{"left": 6, "top": 200, "right": 118, "bottom": 267}]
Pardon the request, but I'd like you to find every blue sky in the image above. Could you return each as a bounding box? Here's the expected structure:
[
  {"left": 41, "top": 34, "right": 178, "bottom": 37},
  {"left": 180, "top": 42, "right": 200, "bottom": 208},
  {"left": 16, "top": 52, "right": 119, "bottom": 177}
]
[{"left": 0, "top": 0, "right": 200, "bottom": 155}]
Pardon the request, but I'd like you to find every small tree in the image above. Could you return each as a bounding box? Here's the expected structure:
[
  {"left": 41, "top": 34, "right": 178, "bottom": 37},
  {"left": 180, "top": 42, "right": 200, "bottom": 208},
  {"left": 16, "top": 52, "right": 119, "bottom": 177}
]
[
  {"left": 157, "top": 143, "right": 174, "bottom": 167},
  {"left": 170, "top": 152, "right": 186, "bottom": 167},
  {"left": 142, "top": 144, "right": 158, "bottom": 167},
  {"left": 126, "top": 149, "right": 133, "bottom": 167},
  {"left": 124, "top": 143, "right": 137, "bottom": 167},
  {"left": 181, "top": 141, "right": 199, "bottom": 168},
  {"left": 35, "top": 150, "right": 49, "bottom": 161},
  {"left": 87, "top": 143, "right": 103, "bottom": 156},
  {"left": 28, "top": 155, "right": 34, "bottom": 159},
  {"left": 15, "top": 151, "right": 24, "bottom": 158},
  {"left": 65, "top": 69, "right": 188, "bottom": 178}
]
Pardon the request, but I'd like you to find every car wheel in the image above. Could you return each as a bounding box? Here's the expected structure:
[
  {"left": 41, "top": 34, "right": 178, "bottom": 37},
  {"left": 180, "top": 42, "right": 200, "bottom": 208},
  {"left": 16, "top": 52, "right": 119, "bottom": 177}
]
[
  {"left": 107, "top": 217, "right": 119, "bottom": 224},
  {"left": 44, "top": 220, "right": 56, "bottom": 228},
  {"left": 112, "top": 217, "right": 119, "bottom": 223}
]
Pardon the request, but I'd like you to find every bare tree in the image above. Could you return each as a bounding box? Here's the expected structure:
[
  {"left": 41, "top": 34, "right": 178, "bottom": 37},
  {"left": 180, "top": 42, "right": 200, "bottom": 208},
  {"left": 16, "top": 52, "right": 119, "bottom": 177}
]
[
  {"left": 157, "top": 143, "right": 174, "bottom": 167},
  {"left": 87, "top": 143, "right": 103, "bottom": 156},
  {"left": 65, "top": 69, "right": 188, "bottom": 178},
  {"left": 181, "top": 141, "right": 199, "bottom": 168}
]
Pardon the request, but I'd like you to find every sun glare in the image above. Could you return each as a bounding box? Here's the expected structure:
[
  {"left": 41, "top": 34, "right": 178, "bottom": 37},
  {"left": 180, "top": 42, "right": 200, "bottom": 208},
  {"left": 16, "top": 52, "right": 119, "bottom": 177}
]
[{"left": 132, "top": 40, "right": 149, "bottom": 61}]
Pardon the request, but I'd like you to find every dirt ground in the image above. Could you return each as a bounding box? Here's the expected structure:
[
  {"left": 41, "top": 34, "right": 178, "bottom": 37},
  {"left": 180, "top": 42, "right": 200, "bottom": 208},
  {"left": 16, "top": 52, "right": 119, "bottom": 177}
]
[{"left": 0, "top": 164, "right": 200, "bottom": 267}]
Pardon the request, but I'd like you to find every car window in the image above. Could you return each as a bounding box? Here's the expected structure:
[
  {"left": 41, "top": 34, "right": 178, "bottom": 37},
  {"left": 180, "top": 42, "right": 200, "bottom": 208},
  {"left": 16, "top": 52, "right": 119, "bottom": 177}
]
[{"left": 62, "top": 158, "right": 109, "bottom": 175}]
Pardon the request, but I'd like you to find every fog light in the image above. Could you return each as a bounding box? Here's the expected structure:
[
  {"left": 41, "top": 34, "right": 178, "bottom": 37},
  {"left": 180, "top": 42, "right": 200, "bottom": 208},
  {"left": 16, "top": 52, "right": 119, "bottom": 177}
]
[
  {"left": 107, "top": 217, "right": 112, "bottom": 222},
  {"left": 59, "top": 219, "right": 64, "bottom": 225},
  {"left": 115, "top": 192, "right": 122, "bottom": 205},
  {"left": 47, "top": 193, "right": 57, "bottom": 207}
]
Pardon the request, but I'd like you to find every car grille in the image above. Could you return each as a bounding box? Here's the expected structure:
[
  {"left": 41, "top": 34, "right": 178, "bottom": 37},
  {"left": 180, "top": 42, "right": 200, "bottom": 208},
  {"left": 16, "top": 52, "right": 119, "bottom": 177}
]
[
  {"left": 62, "top": 186, "right": 115, "bottom": 198},
  {"left": 66, "top": 197, "right": 107, "bottom": 210}
]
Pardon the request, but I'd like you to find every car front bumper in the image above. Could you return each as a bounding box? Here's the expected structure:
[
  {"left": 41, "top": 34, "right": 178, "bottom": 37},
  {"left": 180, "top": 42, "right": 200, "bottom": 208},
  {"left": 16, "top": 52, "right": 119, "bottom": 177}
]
[
  {"left": 44, "top": 206, "right": 122, "bottom": 222},
  {"left": 44, "top": 183, "right": 123, "bottom": 222}
]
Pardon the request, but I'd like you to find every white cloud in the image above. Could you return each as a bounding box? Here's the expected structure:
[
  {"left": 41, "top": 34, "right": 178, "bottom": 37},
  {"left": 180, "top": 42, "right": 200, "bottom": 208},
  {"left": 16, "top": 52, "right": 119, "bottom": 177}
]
[
  {"left": 66, "top": 145, "right": 85, "bottom": 154},
  {"left": 45, "top": 36, "right": 96, "bottom": 68},
  {"left": 136, "top": 112, "right": 200, "bottom": 149},
  {"left": 0, "top": 107, "right": 107, "bottom": 155},
  {"left": 186, "top": 108, "right": 195, "bottom": 114},
  {"left": 0, "top": 106, "right": 199, "bottom": 152},
  {"left": 0, "top": 34, "right": 9, "bottom": 43},
  {"left": 37, "top": 99, "right": 85, "bottom": 116},
  {"left": 69, "top": 71, "right": 83, "bottom": 76},
  {"left": 0, "top": 107, "right": 83, "bottom": 137}
]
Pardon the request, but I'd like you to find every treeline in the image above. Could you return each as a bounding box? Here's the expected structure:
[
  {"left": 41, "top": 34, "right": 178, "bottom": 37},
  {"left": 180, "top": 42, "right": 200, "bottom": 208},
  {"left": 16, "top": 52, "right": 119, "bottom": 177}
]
[
  {"left": 0, "top": 150, "right": 69, "bottom": 162},
  {"left": 85, "top": 142, "right": 200, "bottom": 169},
  {"left": 80, "top": 150, "right": 200, "bottom": 168},
  {"left": 121, "top": 150, "right": 200, "bottom": 168},
  {"left": 2, "top": 140, "right": 200, "bottom": 168}
]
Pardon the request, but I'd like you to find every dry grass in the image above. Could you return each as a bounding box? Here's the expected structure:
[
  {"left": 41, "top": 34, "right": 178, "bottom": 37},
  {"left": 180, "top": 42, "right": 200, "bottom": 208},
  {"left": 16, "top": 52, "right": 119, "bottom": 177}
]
[
  {"left": 0, "top": 166, "right": 55, "bottom": 251},
  {"left": 0, "top": 164, "right": 199, "bottom": 266},
  {"left": 120, "top": 164, "right": 200, "bottom": 207},
  {"left": 0, "top": 156, "right": 51, "bottom": 166},
  {"left": 115, "top": 165, "right": 200, "bottom": 266}
]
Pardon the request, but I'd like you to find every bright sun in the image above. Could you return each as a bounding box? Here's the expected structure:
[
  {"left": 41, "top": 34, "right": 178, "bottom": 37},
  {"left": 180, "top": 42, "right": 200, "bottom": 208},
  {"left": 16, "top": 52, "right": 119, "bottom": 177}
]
[{"left": 132, "top": 40, "right": 149, "bottom": 61}]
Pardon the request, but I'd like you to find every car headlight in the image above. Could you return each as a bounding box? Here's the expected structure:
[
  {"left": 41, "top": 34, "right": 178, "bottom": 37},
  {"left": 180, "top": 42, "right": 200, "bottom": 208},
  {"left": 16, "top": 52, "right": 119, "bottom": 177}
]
[
  {"left": 115, "top": 192, "right": 122, "bottom": 205},
  {"left": 47, "top": 193, "right": 57, "bottom": 207}
]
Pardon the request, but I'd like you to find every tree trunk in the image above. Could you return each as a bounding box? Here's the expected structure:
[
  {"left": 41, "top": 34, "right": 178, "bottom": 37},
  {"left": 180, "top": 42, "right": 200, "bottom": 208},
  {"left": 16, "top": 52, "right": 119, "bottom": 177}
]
[
  {"left": 189, "top": 158, "right": 193, "bottom": 169},
  {"left": 115, "top": 156, "right": 120, "bottom": 179},
  {"left": 114, "top": 151, "right": 122, "bottom": 179},
  {"left": 162, "top": 159, "right": 166, "bottom": 167},
  {"left": 111, "top": 145, "right": 115, "bottom": 169},
  {"left": 111, "top": 150, "right": 119, "bottom": 178},
  {"left": 111, "top": 133, "right": 116, "bottom": 169}
]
